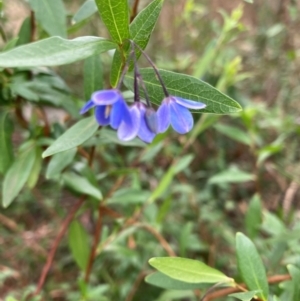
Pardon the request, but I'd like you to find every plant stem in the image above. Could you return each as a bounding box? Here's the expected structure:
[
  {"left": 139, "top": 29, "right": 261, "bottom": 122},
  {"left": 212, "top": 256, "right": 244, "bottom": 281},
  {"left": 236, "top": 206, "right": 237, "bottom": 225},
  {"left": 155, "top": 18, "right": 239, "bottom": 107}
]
[
  {"left": 84, "top": 176, "right": 125, "bottom": 283},
  {"left": 130, "top": 0, "right": 140, "bottom": 22},
  {"left": 202, "top": 274, "right": 291, "bottom": 301},
  {"left": 29, "top": 196, "right": 85, "bottom": 298}
]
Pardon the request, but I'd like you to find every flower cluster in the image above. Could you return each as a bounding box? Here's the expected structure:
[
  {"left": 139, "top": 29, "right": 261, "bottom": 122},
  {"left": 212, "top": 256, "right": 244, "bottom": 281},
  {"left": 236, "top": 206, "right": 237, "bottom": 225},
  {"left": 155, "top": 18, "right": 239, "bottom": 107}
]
[{"left": 80, "top": 43, "right": 206, "bottom": 143}]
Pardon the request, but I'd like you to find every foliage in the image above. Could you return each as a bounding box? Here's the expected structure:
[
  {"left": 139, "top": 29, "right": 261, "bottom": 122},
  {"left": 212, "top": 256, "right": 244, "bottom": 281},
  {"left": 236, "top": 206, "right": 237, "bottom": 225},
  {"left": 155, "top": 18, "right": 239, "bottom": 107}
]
[{"left": 0, "top": 0, "right": 300, "bottom": 301}]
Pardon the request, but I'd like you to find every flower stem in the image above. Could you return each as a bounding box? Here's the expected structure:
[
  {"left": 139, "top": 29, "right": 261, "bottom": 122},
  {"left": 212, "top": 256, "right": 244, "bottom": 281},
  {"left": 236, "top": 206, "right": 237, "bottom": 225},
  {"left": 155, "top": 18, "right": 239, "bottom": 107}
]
[{"left": 131, "top": 41, "right": 169, "bottom": 97}]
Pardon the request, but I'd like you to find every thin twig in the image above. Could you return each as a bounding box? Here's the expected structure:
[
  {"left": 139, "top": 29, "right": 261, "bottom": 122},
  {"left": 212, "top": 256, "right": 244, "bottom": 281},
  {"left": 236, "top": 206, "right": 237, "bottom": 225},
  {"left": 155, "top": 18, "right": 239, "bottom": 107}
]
[
  {"left": 36, "top": 107, "right": 50, "bottom": 137},
  {"left": 0, "top": 213, "right": 19, "bottom": 232},
  {"left": 130, "top": 0, "right": 140, "bottom": 22},
  {"left": 203, "top": 274, "right": 291, "bottom": 301},
  {"left": 136, "top": 223, "right": 176, "bottom": 257},
  {"left": 84, "top": 176, "right": 125, "bottom": 283},
  {"left": 84, "top": 205, "right": 102, "bottom": 283},
  {"left": 30, "top": 196, "right": 85, "bottom": 298},
  {"left": 283, "top": 181, "right": 299, "bottom": 218},
  {"left": 125, "top": 271, "right": 149, "bottom": 301}
]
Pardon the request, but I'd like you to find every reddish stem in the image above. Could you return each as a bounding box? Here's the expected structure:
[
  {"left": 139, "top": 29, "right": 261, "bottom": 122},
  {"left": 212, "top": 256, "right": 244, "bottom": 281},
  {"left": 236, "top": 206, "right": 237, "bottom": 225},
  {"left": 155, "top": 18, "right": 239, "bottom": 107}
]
[
  {"left": 130, "top": 0, "right": 140, "bottom": 22},
  {"left": 30, "top": 197, "right": 85, "bottom": 298}
]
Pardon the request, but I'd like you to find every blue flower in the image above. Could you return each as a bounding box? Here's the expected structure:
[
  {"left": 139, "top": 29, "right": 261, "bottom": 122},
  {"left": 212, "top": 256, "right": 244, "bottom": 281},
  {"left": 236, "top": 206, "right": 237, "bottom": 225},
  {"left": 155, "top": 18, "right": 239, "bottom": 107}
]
[
  {"left": 80, "top": 89, "right": 157, "bottom": 142},
  {"left": 156, "top": 96, "right": 206, "bottom": 134},
  {"left": 80, "top": 89, "right": 139, "bottom": 140},
  {"left": 118, "top": 102, "right": 157, "bottom": 143},
  {"left": 80, "top": 89, "right": 131, "bottom": 128}
]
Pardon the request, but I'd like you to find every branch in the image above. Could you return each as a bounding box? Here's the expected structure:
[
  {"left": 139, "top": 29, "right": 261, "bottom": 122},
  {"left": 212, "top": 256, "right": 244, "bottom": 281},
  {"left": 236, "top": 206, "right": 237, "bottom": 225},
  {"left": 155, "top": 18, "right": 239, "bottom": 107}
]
[
  {"left": 84, "top": 176, "right": 125, "bottom": 283},
  {"left": 136, "top": 223, "right": 176, "bottom": 257},
  {"left": 130, "top": 0, "right": 140, "bottom": 22},
  {"left": 203, "top": 274, "right": 291, "bottom": 301},
  {"left": 29, "top": 196, "right": 85, "bottom": 298}
]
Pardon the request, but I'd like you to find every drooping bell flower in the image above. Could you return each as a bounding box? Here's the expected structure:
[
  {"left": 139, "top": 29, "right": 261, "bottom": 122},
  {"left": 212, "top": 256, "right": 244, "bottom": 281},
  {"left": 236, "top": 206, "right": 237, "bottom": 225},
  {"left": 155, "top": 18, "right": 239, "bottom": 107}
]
[
  {"left": 157, "top": 96, "right": 206, "bottom": 134},
  {"left": 118, "top": 102, "right": 157, "bottom": 143},
  {"left": 80, "top": 89, "right": 135, "bottom": 135}
]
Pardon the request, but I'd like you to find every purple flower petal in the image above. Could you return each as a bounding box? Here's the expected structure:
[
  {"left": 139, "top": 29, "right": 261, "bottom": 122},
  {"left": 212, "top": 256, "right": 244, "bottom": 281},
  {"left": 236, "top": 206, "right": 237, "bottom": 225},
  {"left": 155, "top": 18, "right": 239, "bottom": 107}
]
[
  {"left": 94, "top": 105, "right": 110, "bottom": 126},
  {"left": 174, "top": 96, "right": 206, "bottom": 110},
  {"left": 170, "top": 102, "right": 193, "bottom": 134},
  {"left": 145, "top": 107, "right": 158, "bottom": 134},
  {"left": 136, "top": 104, "right": 156, "bottom": 143},
  {"left": 117, "top": 105, "right": 140, "bottom": 141},
  {"left": 80, "top": 99, "right": 95, "bottom": 114},
  {"left": 91, "top": 89, "right": 123, "bottom": 105},
  {"left": 110, "top": 99, "right": 131, "bottom": 130},
  {"left": 157, "top": 100, "right": 170, "bottom": 133}
]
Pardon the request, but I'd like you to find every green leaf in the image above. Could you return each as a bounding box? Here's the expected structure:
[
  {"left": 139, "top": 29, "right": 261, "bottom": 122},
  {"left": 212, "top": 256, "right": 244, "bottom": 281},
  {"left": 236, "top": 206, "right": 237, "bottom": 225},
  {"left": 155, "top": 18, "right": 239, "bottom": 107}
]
[
  {"left": 110, "top": 0, "right": 164, "bottom": 87},
  {"left": 84, "top": 54, "right": 103, "bottom": 100},
  {"left": 16, "top": 17, "right": 31, "bottom": 46},
  {"left": 62, "top": 172, "right": 102, "bottom": 200},
  {"left": 245, "top": 194, "right": 262, "bottom": 238},
  {"left": 29, "top": 0, "right": 67, "bottom": 37},
  {"left": 124, "top": 68, "right": 242, "bottom": 114},
  {"left": 2, "top": 142, "right": 36, "bottom": 208},
  {"left": 42, "top": 117, "right": 98, "bottom": 158},
  {"left": 149, "top": 155, "right": 194, "bottom": 203},
  {"left": 149, "top": 166, "right": 175, "bottom": 202},
  {"left": 257, "top": 144, "right": 283, "bottom": 166},
  {"left": 107, "top": 188, "right": 150, "bottom": 205},
  {"left": 130, "top": 0, "right": 163, "bottom": 53},
  {"left": 287, "top": 265, "right": 300, "bottom": 301},
  {"left": 0, "top": 111, "right": 14, "bottom": 174},
  {"left": 208, "top": 167, "right": 255, "bottom": 184},
  {"left": 229, "top": 291, "right": 261, "bottom": 301},
  {"left": 173, "top": 155, "right": 194, "bottom": 174},
  {"left": 236, "top": 232, "right": 269, "bottom": 301},
  {"left": 72, "top": 0, "right": 98, "bottom": 24},
  {"left": 149, "top": 257, "right": 233, "bottom": 284},
  {"left": 145, "top": 272, "right": 206, "bottom": 290},
  {"left": 46, "top": 148, "right": 77, "bottom": 179},
  {"left": 261, "top": 212, "right": 286, "bottom": 236},
  {"left": 0, "top": 36, "right": 116, "bottom": 68},
  {"left": 214, "top": 123, "right": 251, "bottom": 145},
  {"left": 5, "top": 297, "right": 19, "bottom": 301},
  {"left": 95, "top": 0, "right": 130, "bottom": 44},
  {"left": 3, "top": 37, "right": 19, "bottom": 52},
  {"left": 26, "top": 148, "right": 42, "bottom": 189},
  {"left": 68, "top": 220, "right": 90, "bottom": 270}
]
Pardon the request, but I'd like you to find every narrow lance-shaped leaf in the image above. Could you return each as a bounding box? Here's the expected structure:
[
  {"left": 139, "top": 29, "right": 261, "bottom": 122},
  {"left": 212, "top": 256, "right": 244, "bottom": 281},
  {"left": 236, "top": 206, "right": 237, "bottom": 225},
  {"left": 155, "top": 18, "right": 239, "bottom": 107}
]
[
  {"left": 208, "top": 167, "right": 255, "bottom": 184},
  {"left": 26, "top": 147, "right": 42, "bottom": 189},
  {"left": 287, "top": 265, "right": 300, "bottom": 301},
  {"left": 68, "top": 220, "right": 90, "bottom": 270},
  {"left": 95, "top": 0, "right": 130, "bottom": 44},
  {"left": 0, "top": 111, "right": 14, "bottom": 174},
  {"left": 245, "top": 194, "right": 262, "bottom": 238},
  {"left": 42, "top": 116, "right": 99, "bottom": 158},
  {"left": 124, "top": 68, "right": 242, "bottom": 114},
  {"left": 236, "top": 232, "right": 269, "bottom": 301},
  {"left": 149, "top": 257, "right": 233, "bottom": 284},
  {"left": 72, "top": 0, "right": 98, "bottom": 24},
  {"left": 29, "top": 0, "right": 67, "bottom": 37},
  {"left": 46, "top": 148, "right": 77, "bottom": 179},
  {"left": 0, "top": 36, "right": 116, "bottom": 68},
  {"left": 110, "top": 0, "right": 164, "bottom": 87},
  {"left": 16, "top": 17, "right": 31, "bottom": 46},
  {"left": 2, "top": 142, "right": 36, "bottom": 208},
  {"left": 62, "top": 172, "right": 102, "bottom": 200},
  {"left": 84, "top": 54, "right": 103, "bottom": 100}
]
